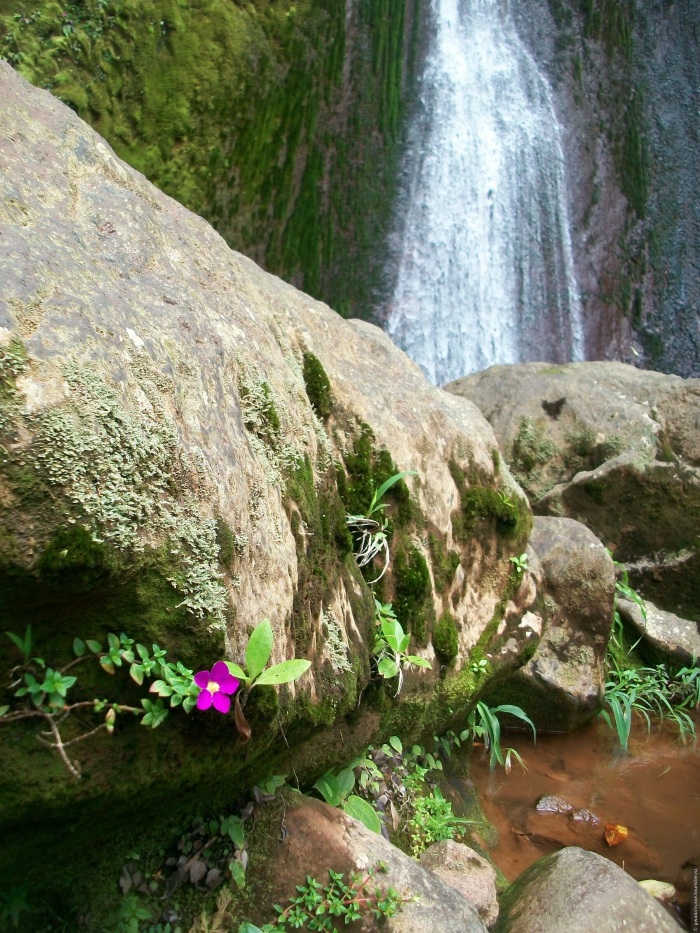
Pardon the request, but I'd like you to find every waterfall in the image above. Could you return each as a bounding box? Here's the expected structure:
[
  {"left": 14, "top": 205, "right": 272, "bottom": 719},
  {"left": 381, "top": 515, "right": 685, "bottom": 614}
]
[{"left": 385, "top": 0, "right": 584, "bottom": 385}]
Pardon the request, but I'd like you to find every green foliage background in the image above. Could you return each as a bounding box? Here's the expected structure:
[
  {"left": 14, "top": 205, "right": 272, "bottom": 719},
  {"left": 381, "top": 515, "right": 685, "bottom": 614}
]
[{"left": 0, "top": 0, "right": 425, "bottom": 318}]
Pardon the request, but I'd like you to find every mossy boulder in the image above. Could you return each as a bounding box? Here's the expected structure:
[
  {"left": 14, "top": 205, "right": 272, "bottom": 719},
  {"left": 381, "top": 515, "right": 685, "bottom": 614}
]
[
  {"left": 0, "top": 63, "right": 531, "bottom": 911},
  {"left": 446, "top": 361, "right": 700, "bottom": 619}
]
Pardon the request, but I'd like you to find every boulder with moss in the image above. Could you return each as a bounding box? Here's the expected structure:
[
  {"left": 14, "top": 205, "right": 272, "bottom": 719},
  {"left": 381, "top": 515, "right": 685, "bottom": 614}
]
[
  {"left": 0, "top": 62, "right": 535, "bottom": 906},
  {"left": 482, "top": 517, "right": 614, "bottom": 732},
  {"left": 445, "top": 361, "right": 700, "bottom": 620}
]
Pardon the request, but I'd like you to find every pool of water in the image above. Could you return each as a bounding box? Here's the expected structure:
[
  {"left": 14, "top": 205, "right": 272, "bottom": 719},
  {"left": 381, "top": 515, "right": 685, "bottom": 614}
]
[{"left": 465, "top": 720, "right": 699, "bottom": 923}]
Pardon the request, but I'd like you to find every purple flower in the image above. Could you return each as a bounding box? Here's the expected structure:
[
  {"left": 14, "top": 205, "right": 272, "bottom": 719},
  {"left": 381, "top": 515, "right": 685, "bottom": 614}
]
[{"left": 193, "top": 661, "right": 239, "bottom": 713}]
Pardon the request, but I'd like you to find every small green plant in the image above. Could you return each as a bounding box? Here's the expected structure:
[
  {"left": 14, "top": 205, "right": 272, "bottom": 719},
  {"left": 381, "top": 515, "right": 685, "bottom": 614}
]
[
  {"left": 404, "top": 767, "right": 474, "bottom": 857},
  {"left": 601, "top": 563, "right": 698, "bottom": 751},
  {"left": 600, "top": 658, "right": 698, "bottom": 752},
  {"left": 509, "top": 552, "right": 528, "bottom": 577},
  {"left": 346, "top": 470, "right": 416, "bottom": 583},
  {"left": 470, "top": 658, "right": 489, "bottom": 677},
  {"left": 372, "top": 600, "right": 431, "bottom": 694},
  {"left": 239, "top": 864, "right": 409, "bottom": 933},
  {"left": 311, "top": 763, "right": 382, "bottom": 834},
  {"left": 466, "top": 701, "right": 536, "bottom": 771}
]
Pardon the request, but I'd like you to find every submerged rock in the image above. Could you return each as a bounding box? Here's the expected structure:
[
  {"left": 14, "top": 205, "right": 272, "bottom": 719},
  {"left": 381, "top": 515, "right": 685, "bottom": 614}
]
[
  {"left": 445, "top": 361, "right": 700, "bottom": 619},
  {"left": 495, "top": 846, "right": 683, "bottom": 932}
]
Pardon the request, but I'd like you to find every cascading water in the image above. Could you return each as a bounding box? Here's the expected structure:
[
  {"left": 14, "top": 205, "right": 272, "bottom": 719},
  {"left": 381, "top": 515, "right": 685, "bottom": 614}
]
[{"left": 385, "top": 0, "right": 584, "bottom": 385}]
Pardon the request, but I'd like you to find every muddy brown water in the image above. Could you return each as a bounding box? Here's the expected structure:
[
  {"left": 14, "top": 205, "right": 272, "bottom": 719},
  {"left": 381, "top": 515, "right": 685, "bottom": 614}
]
[{"left": 463, "top": 720, "right": 699, "bottom": 921}]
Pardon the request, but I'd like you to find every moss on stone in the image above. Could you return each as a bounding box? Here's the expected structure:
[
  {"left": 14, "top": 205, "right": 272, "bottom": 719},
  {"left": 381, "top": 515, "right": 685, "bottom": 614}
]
[
  {"left": 392, "top": 542, "right": 434, "bottom": 646},
  {"left": 302, "top": 351, "right": 332, "bottom": 422},
  {"left": 432, "top": 610, "right": 459, "bottom": 665},
  {"left": 337, "top": 422, "right": 412, "bottom": 527},
  {"left": 428, "top": 532, "right": 461, "bottom": 592}
]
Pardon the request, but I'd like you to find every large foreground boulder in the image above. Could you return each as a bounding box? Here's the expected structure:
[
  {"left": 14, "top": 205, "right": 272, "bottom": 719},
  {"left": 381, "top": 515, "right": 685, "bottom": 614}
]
[
  {"left": 0, "top": 62, "right": 533, "bottom": 878},
  {"left": 446, "top": 362, "right": 700, "bottom": 619},
  {"left": 495, "top": 847, "right": 682, "bottom": 933},
  {"left": 246, "top": 795, "right": 489, "bottom": 933}
]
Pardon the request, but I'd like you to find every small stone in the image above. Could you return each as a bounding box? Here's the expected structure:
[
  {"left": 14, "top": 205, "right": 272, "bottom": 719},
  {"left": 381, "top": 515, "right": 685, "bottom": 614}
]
[{"left": 536, "top": 795, "right": 574, "bottom": 814}]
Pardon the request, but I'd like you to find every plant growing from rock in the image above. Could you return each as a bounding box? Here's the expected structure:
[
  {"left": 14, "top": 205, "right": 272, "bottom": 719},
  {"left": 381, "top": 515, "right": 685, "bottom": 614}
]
[
  {"left": 346, "top": 470, "right": 416, "bottom": 583},
  {"left": 372, "top": 600, "right": 431, "bottom": 695},
  {"left": 239, "top": 864, "right": 409, "bottom": 933},
  {"left": 1, "top": 620, "right": 310, "bottom": 776}
]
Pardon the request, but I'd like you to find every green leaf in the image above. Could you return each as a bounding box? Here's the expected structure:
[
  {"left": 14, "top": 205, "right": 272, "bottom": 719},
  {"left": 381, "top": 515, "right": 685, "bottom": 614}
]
[
  {"left": 73, "top": 637, "right": 86, "bottom": 657},
  {"left": 246, "top": 620, "right": 273, "bottom": 683},
  {"left": 493, "top": 704, "right": 537, "bottom": 741},
  {"left": 230, "top": 860, "right": 246, "bottom": 890},
  {"left": 343, "top": 796, "right": 382, "bottom": 834},
  {"left": 129, "top": 664, "right": 144, "bottom": 686},
  {"left": 335, "top": 768, "right": 355, "bottom": 800},
  {"left": 313, "top": 774, "right": 340, "bottom": 807},
  {"left": 225, "top": 661, "right": 249, "bottom": 683},
  {"left": 86, "top": 639, "right": 102, "bottom": 654},
  {"left": 5, "top": 628, "right": 30, "bottom": 658},
  {"left": 389, "top": 735, "right": 403, "bottom": 754},
  {"left": 239, "top": 924, "right": 265, "bottom": 933},
  {"left": 107, "top": 632, "right": 119, "bottom": 651},
  {"left": 377, "top": 657, "right": 399, "bottom": 679},
  {"left": 369, "top": 470, "right": 417, "bottom": 515},
  {"left": 405, "top": 656, "right": 432, "bottom": 668},
  {"left": 254, "top": 659, "right": 311, "bottom": 686},
  {"left": 0, "top": 705, "right": 9, "bottom": 717}
]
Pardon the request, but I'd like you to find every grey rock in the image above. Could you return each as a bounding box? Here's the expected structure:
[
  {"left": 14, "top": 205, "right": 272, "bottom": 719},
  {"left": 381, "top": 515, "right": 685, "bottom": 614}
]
[
  {"left": 535, "top": 795, "right": 573, "bottom": 814},
  {"left": 445, "top": 361, "right": 700, "bottom": 618},
  {"left": 496, "top": 846, "right": 683, "bottom": 933},
  {"left": 485, "top": 517, "right": 614, "bottom": 731},
  {"left": 419, "top": 840, "right": 499, "bottom": 928},
  {"left": 618, "top": 597, "right": 700, "bottom": 667}
]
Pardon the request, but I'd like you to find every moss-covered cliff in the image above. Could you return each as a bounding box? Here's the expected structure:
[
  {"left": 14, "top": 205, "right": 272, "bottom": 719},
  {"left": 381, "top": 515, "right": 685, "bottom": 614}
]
[{"left": 0, "top": 0, "right": 425, "bottom": 318}]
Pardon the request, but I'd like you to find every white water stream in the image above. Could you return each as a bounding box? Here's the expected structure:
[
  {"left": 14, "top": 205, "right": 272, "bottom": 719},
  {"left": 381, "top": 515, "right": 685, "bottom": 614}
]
[{"left": 385, "top": 0, "right": 584, "bottom": 385}]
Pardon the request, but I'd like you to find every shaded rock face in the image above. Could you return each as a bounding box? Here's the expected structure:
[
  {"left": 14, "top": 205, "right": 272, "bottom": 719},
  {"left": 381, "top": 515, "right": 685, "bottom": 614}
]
[
  {"left": 419, "top": 840, "right": 498, "bottom": 928},
  {"left": 483, "top": 517, "right": 614, "bottom": 732},
  {"left": 253, "top": 795, "right": 489, "bottom": 933},
  {"left": 0, "top": 64, "right": 532, "bottom": 865},
  {"left": 495, "top": 846, "right": 683, "bottom": 933},
  {"left": 446, "top": 361, "right": 700, "bottom": 619}
]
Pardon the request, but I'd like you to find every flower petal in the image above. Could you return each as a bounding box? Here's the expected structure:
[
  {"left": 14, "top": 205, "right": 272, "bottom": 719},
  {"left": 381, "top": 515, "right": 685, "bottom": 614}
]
[
  {"left": 194, "top": 670, "right": 211, "bottom": 689},
  {"left": 196, "top": 689, "right": 213, "bottom": 711},
  {"left": 210, "top": 660, "right": 231, "bottom": 683},
  {"left": 219, "top": 675, "right": 240, "bottom": 695},
  {"left": 212, "top": 692, "right": 231, "bottom": 714}
]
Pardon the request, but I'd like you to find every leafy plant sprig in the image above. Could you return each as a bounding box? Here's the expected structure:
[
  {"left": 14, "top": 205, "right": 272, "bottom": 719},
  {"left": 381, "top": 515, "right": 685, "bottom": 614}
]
[
  {"left": 466, "top": 700, "right": 536, "bottom": 771},
  {"left": 372, "top": 600, "right": 431, "bottom": 695},
  {"left": 311, "top": 764, "right": 382, "bottom": 834},
  {"left": 239, "top": 864, "right": 409, "bottom": 933}
]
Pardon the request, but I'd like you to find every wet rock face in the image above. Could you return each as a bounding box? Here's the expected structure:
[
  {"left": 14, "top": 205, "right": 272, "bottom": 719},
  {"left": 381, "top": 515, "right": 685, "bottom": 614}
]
[
  {"left": 617, "top": 598, "right": 700, "bottom": 667},
  {"left": 495, "top": 846, "right": 682, "bottom": 933},
  {"left": 445, "top": 361, "right": 700, "bottom": 619}
]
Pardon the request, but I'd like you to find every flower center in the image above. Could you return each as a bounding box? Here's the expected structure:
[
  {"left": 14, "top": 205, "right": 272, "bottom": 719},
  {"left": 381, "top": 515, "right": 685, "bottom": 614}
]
[{"left": 206, "top": 680, "right": 220, "bottom": 694}]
